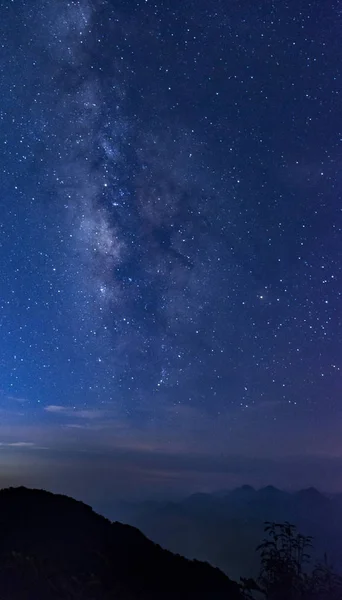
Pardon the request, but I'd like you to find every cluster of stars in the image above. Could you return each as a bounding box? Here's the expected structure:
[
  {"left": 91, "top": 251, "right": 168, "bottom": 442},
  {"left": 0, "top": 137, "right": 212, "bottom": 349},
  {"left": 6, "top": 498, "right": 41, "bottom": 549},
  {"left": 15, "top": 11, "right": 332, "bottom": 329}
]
[{"left": 0, "top": 0, "right": 340, "bottom": 466}]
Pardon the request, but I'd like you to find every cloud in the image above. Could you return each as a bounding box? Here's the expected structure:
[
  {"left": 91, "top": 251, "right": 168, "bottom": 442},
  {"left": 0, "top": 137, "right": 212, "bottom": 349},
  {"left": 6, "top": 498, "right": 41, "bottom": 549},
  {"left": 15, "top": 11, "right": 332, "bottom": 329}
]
[
  {"left": 5, "top": 395, "right": 29, "bottom": 404},
  {"left": 0, "top": 390, "right": 30, "bottom": 405},
  {"left": 44, "top": 405, "right": 65, "bottom": 414},
  {"left": 40, "top": 399, "right": 327, "bottom": 461},
  {"left": 44, "top": 405, "right": 109, "bottom": 420},
  {"left": 0, "top": 415, "right": 341, "bottom": 499},
  {"left": 3, "top": 446, "right": 342, "bottom": 503},
  {"left": 0, "top": 442, "right": 47, "bottom": 450},
  {"left": 0, "top": 442, "right": 35, "bottom": 448}
]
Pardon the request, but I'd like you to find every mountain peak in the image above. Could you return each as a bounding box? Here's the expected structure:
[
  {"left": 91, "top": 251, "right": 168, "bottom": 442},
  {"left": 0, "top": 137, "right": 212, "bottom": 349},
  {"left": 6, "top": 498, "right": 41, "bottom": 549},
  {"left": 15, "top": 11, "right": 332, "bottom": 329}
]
[
  {"left": 259, "top": 485, "right": 282, "bottom": 494},
  {"left": 295, "top": 487, "right": 326, "bottom": 501}
]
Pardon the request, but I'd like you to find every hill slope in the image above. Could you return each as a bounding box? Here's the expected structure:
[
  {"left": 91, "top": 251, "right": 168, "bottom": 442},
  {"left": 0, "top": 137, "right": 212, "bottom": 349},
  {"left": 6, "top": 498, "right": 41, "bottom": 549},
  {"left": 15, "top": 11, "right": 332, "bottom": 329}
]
[
  {"left": 0, "top": 486, "right": 241, "bottom": 599},
  {"left": 107, "top": 486, "right": 342, "bottom": 580}
]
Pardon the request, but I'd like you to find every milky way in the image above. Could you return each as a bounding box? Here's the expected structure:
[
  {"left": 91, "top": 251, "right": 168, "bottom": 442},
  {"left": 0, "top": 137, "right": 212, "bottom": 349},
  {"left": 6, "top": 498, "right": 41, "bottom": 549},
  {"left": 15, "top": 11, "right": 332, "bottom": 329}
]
[
  {"left": 1, "top": 0, "right": 342, "bottom": 495},
  {"left": 31, "top": 0, "right": 234, "bottom": 403}
]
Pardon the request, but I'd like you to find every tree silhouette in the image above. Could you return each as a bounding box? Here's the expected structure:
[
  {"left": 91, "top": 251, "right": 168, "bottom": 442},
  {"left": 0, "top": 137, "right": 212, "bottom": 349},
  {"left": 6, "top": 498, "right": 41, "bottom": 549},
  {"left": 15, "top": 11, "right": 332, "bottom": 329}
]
[
  {"left": 240, "top": 521, "right": 342, "bottom": 600},
  {"left": 308, "top": 553, "right": 342, "bottom": 600}
]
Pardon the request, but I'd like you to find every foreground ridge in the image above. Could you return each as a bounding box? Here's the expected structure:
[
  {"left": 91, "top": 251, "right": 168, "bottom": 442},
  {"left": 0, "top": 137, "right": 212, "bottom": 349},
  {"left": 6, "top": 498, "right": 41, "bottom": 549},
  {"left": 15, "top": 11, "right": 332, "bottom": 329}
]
[{"left": 0, "top": 486, "right": 241, "bottom": 599}]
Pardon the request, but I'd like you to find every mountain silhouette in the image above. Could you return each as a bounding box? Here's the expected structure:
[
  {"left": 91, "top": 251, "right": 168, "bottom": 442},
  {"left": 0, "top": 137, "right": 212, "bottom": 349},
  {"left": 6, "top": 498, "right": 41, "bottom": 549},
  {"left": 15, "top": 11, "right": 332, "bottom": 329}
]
[
  {"left": 108, "top": 486, "right": 342, "bottom": 581},
  {"left": 0, "top": 486, "right": 242, "bottom": 600},
  {"left": 295, "top": 487, "right": 330, "bottom": 507}
]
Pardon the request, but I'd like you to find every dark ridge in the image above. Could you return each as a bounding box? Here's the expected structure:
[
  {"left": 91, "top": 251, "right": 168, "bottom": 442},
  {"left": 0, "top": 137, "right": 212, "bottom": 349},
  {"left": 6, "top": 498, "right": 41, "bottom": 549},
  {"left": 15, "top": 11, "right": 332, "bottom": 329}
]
[
  {"left": 239, "top": 485, "right": 256, "bottom": 492},
  {"left": 294, "top": 487, "right": 328, "bottom": 505},
  {"left": 259, "top": 485, "right": 279, "bottom": 492},
  {"left": 258, "top": 485, "right": 283, "bottom": 496},
  {"left": 295, "top": 487, "right": 324, "bottom": 498},
  {"left": 0, "top": 486, "right": 242, "bottom": 600}
]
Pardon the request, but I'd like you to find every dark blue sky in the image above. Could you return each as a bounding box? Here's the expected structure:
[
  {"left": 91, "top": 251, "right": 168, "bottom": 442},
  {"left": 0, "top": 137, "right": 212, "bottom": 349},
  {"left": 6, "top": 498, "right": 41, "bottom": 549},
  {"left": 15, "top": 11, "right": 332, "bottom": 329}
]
[{"left": 1, "top": 0, "right": 342, "bottom": 502}]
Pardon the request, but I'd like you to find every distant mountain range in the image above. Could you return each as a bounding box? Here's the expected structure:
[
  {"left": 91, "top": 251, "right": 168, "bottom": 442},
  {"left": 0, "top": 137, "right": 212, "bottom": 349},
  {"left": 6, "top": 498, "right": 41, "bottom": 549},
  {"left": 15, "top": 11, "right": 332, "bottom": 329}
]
[
  {"left": 0, "top": 486, "right": 242, "bottom": 599},
  {"left": 2, "top": 484, "right": 339, "bottom": 598},
  {"left": 102, "top": 486, "right": 342, "bottom": 580}
]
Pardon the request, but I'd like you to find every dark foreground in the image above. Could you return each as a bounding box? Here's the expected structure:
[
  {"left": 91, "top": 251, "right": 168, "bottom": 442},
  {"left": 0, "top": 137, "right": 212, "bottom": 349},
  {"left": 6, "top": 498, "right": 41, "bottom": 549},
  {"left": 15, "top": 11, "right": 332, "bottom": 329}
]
[{"left": 0, "top": 486, "right": 241, "bottom": 599}]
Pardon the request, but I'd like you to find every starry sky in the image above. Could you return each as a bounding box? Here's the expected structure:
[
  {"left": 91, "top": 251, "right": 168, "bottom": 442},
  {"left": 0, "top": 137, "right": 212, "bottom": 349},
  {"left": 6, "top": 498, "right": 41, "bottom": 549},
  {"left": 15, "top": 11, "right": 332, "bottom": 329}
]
[{"left": 1, "top": 0, "right": 342, "bottom": 502}]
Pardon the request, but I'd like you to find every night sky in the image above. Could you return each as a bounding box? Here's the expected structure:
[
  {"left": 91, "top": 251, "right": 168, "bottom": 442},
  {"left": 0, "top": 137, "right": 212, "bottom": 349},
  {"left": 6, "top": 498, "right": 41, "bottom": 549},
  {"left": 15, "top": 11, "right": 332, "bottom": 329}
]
[{"left": 1, "top": 0, "right": 342, "bottom": 502}]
